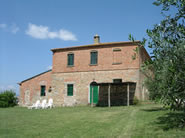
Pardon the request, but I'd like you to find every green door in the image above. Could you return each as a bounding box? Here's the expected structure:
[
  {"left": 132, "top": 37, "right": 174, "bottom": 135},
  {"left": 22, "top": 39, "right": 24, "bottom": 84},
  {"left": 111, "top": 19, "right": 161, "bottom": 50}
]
[{"left": 90, "top": 85, "right": 99, "bottom": 104}]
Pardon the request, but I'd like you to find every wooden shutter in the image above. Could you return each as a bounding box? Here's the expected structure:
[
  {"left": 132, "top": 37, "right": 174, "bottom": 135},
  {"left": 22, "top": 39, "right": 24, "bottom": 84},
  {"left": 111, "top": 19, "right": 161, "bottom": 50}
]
[
  {"left": 68, "top": 53, "right": 74, "bottom": 66},
  {"left": 67, "top": 84, "right": 73, "bottom": 96},
  {"left": 41, "top": 86, "right": 46, "bottom": 96},
  {"left": 91, "top": 51, "right": 98, "bottom": 65}
]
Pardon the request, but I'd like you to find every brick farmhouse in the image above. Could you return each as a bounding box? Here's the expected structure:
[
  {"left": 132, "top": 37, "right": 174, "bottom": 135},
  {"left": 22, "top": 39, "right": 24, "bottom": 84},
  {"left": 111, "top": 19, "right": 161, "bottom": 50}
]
[{"left": 19, "top": 35, "right": 150, "bottom": 106}]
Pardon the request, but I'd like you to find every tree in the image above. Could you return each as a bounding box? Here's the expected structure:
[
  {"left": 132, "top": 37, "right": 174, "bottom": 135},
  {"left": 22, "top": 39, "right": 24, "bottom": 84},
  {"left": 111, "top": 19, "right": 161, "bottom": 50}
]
[
  {"left": 130, "top": 0, "right": 185, "bottom": 111},
  {"left": 0, "top": 90, "right": 17, "bottom": 107}
]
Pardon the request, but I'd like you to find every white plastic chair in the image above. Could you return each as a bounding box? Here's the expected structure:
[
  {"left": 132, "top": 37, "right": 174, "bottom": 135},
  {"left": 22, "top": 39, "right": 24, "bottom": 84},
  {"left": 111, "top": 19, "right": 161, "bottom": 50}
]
[
  {"left": 47, "top": 98, "right": 53, "bottom": 109},
  {"left": 36, "top": 100, "right": 41, "bottom": 109},
  {"left": 28, "top": 103, "right": 35, "bottom": 109},
  {"left": 41, "top": 99, "right": 47, "bottom": 109},
  {"left": 28, "top": 100, "right": 41, "bottom": 109}
]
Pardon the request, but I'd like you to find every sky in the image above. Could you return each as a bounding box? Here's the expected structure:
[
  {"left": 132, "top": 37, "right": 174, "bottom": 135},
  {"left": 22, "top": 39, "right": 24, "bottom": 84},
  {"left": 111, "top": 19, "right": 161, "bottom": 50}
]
[{"left": 0, "top": 0, "right": 165, "bottom": 95}]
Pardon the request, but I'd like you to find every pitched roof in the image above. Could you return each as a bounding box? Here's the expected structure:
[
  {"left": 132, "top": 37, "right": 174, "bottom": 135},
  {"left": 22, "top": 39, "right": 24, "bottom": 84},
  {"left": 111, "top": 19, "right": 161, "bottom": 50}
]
[
  {"left": 51, "top": 41, "right": 140, "bottom": 52},
  {"left": 18, "top": 69, "right": 52, "bottom": 85}
]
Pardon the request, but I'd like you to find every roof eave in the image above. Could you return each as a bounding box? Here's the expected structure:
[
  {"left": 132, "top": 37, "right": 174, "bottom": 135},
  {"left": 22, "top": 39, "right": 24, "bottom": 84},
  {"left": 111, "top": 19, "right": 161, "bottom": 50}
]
[
  {"left": 18, "top": 69, "right": 52, "bottom": 85},
  {"left": 51, "top": 41, "right": 140, "bottom": 52}
]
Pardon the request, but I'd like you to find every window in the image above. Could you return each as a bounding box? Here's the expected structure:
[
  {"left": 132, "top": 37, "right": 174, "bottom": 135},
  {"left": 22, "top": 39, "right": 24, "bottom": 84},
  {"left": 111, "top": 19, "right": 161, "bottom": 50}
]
[
  {"left": 113, "top": 48, "right": 122, "bottom": 65},
  {"left": 113, "top": 79, "right": 122, "bottom": 83},
  {"left": 68, "top": 53, "right": 74, "bottom": 66},
  {"left": 113, "top": 48, "right": 121, "bottom": 52},
  {"left": 67, "top": 84, "right": 73, "bottom": 96},
  {"left": 90, "top": 51, "right": 98, "bottom": 65},
  {"left": 40, "top": 85, "right": 46, "bottom": 96}
]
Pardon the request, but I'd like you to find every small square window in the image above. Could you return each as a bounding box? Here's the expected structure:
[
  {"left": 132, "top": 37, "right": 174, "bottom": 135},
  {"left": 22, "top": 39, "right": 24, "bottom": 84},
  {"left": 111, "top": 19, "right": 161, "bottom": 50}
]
[
  {"left": 113, "top": 79, "right": 122, "bottom": 83},
  {"left": 113, "top": 48, "right": 121, "bottom": 52}
]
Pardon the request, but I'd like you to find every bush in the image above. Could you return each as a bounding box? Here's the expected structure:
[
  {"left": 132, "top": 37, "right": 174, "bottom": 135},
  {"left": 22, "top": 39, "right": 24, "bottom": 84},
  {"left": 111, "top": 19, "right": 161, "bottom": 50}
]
[
  {"left": 133, "top": 96, "right": 140, "bottom": 105},
  {"left": 0, "top": 90, "right": 17, "bottom": 108}
]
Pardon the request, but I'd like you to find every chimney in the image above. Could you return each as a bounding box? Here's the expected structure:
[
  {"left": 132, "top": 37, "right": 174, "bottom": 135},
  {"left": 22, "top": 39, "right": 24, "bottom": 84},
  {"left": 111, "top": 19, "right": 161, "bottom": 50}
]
[{"left": 94, "top": 34, "right": 100, "bottom": 44}]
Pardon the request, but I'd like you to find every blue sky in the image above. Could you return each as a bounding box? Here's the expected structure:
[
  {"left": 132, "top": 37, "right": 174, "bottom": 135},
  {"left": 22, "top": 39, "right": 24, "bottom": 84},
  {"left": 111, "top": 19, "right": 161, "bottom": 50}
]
[{"left": 0, "top": 0, "right": 165, "bottom": 95}]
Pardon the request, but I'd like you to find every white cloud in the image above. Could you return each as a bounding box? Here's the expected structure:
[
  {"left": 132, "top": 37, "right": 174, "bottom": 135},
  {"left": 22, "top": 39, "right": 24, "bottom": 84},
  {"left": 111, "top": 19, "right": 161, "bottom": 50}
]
[
  {"left": 48, "top": 32, "right": 58, "bottom": 39},
  {"left": 0, "top": 23, "right": 19, "bottom": 34},
  {"left": 26, "top": 23, "right": 77, "bottom": 41},
  {"left": 47, "top": 65, "right": 52, "bottom": 70},
  {"left": 10, "top": 24, "right": 20, "bottom": 34},
  {"left": 58, "top": 29, "right": 77, "bottom": 41},
  {"left": 0, "top": 23, "right": 7, "bottom": 29},
  {"left": 26, "top": 24, "right": 48, "bottom": 39}
]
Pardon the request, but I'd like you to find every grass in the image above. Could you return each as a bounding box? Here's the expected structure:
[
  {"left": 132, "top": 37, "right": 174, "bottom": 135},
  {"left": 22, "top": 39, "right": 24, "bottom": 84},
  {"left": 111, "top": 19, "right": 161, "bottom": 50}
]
[{"left": 0, "top": 103, "right": 185, "bottom": 138}]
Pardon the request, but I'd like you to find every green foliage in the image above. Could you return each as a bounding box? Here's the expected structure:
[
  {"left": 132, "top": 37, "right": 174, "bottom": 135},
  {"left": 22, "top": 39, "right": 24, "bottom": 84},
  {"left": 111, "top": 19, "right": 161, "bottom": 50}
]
[
  {"left": 128, "top": 34, "right": 136, "bottom": 42},
  {"left": 129, "top": 0, "right": 185, "bottom": 111},
  {"left": 128, "top": 35, "right": 140, "bottom": 60},
  {"left": 133, "top": 96, "right": 140, "bottom": 105},
  {"left": 153, "top": 0, "right": 185, "bottom": 12},
  {"left": 143, "top": 0, "right": 185, "bottom": 111},
  {"left": 0, "top": 90, "right": 17, "bottom": 108},
  {"left": 145, "top": 77, "right": 161, "bottom": 102}
]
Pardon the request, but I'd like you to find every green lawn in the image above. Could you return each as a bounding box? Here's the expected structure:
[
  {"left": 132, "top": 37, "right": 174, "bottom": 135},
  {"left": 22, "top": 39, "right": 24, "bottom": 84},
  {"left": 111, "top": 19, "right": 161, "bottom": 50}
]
[{"left": 0, "top": 103, "right": 184, "bottom": 138}]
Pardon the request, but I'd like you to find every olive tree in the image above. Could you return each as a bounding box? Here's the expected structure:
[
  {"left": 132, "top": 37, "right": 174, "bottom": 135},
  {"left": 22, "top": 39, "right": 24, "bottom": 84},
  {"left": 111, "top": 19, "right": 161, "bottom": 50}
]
[{"left": 130, "top": 0, "right": 185, "bottom": 111}]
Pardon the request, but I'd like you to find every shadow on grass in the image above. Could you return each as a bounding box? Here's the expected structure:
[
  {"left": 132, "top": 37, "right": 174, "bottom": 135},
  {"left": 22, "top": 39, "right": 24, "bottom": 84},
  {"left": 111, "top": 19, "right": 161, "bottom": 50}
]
[
  {"left": 156, "top": 112, "right": 185, "bottom": 131},
  {"left": 141, "top": 107, "right": 185, "bottom": 131},
  {"left": 141, "top": 107, "right": 166, "bottom": 112}
]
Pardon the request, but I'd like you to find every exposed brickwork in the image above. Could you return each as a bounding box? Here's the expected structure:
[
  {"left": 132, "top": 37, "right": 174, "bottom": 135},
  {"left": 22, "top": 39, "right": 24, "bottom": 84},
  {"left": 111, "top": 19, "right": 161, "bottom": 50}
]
[
  {"left": 52, "top": 44, "right": 140, "bottom": 73},
  {"left": 51, "top": 69, "right": 140, "bottom": 106},
  {"left": 19, "top": 71, "right": 52, "bottom": 106},
  {"left": 19, "top": 40, "right": 150, "bottom": 107}
]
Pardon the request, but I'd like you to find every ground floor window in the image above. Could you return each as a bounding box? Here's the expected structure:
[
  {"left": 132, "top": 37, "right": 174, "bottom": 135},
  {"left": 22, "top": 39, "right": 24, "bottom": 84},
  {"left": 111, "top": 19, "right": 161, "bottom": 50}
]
[
  {"left": 67, "top": 84, "right": 73, "bottom": 96},
  {"left": 40, "top": 85, "right": 46, "bottom": 96},
  {"left": 113, "top": 79, "right": 122, "bottom": 83}
]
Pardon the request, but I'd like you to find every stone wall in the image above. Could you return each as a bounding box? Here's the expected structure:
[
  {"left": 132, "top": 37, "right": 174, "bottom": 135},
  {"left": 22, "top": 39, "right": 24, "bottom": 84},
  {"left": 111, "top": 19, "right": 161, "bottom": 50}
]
[
  {"left": 138, "top": 46, "right": 151, "bottom": 100},
  {"left": 51, "top": 69, "right": 141, "bottom": 106}
]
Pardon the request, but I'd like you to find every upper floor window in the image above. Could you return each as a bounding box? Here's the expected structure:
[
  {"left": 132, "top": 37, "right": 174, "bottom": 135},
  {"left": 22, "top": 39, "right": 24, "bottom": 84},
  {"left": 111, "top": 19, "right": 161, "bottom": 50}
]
[
  {"left": 90, "top": 51, "right": 98, "bottom": 65},
  {"left": 112, "top": 48, "right": 122, "bottom": 65},
  {"left": 68, "top": 53, "right": 74, "bottom": 66},
  {"left": 40, "top": 85, "right": 46, "bottom": 96}
]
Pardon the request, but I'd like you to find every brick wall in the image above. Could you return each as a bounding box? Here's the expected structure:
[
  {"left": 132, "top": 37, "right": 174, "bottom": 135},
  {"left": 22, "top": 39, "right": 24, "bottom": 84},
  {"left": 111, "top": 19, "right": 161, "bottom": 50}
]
[
  {"left": 19, "top": 71, "right": 52, "bottom": 106},
  {"left": 52, "top": 44, "right": 140, "bottom": 73},
  {"left": 19, "top": 42, "right": 151, "bottom": 107}
]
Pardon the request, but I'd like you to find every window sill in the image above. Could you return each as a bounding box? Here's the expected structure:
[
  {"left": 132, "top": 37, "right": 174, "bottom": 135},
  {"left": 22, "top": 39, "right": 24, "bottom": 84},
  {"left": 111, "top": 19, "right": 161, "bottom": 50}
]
[
  {"left": 67, "top": 65, "right": 74, "bottom": 67},
  {"left": 112, "top": 62, "right": 122, "bottom": 65},
  {"left": 89, "top": 64, "right": 98, "bottom": 66}
]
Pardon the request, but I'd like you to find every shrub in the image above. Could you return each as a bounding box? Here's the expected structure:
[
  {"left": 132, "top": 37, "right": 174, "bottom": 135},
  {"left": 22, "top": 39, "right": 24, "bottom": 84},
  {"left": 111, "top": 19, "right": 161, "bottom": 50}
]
[
  {"left": 0, "top": 90, "right": 17, "bottom": 108},
  {"left": 133, "top": 96, "right": 140, "bottom": 105}
]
